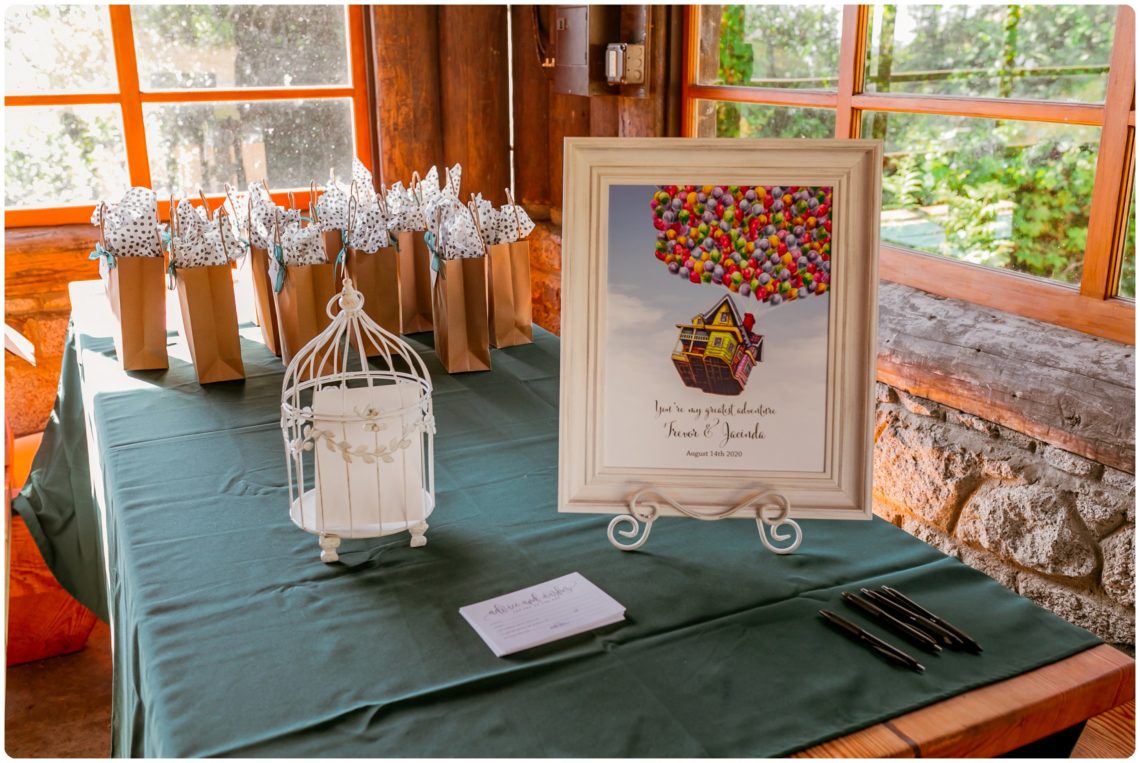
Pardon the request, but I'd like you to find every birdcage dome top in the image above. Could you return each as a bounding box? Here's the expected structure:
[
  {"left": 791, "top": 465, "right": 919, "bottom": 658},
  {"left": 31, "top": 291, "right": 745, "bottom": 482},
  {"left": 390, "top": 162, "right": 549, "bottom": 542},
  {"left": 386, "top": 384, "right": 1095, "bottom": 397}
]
[{"left": 281, "top": 276, "right": 433, "bottom": 423}]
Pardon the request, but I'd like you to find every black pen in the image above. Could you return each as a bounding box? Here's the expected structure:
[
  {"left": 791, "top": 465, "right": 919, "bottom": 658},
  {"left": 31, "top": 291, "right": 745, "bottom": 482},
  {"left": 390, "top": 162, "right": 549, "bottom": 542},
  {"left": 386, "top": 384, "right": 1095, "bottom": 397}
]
[
  {"left": 841, "top": 591, "right": 942, "bottom": 653},
  {"left": 860, "top": 588, "right": 964, "bottom": 649},
  {"left": 880, "top": 585, "right": 983, "bottom": 653},
  {"left": 819, "top": 609, "right": 925, "bottom": 673}
]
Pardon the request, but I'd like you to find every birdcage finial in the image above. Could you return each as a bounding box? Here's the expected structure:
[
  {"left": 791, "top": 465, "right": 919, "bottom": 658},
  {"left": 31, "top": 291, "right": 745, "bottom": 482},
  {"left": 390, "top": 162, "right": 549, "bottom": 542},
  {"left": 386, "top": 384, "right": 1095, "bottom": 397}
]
[{"left": 336, "top": 276, "right": 365, "bottom": 316}]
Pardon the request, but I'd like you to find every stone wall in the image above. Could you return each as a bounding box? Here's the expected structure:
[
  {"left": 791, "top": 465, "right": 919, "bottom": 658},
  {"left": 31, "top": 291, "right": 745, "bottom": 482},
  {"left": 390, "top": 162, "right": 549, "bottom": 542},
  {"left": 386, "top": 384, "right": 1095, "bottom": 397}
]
[
  {"left": 6, "top": 225, "right": 98, "bottom": 437},
  {"left": 874, "top": 382, "right": 1135, "bottom": 649}
]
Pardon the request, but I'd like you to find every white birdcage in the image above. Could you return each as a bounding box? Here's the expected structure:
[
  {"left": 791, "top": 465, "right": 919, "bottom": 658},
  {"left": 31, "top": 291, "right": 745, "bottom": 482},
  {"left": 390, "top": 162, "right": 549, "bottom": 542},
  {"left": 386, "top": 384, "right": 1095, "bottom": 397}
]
[{"left": 280, "top": 277, "right": 436, "bottom": 563}]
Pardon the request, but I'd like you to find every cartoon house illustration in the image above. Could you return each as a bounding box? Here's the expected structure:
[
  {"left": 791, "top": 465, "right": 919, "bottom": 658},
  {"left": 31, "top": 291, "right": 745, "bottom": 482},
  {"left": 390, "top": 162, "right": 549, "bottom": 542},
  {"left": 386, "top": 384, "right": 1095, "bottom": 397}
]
[{"left": 672, "top": 295, "right": 764, "bottom": 396}]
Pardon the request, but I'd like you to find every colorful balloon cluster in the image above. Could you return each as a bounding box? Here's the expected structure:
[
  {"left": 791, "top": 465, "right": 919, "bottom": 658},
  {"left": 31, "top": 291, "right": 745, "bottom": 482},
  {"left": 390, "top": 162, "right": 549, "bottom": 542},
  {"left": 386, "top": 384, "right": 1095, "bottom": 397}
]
[{"left": 652, "top": 184, "right": 832, "bottom": 305}]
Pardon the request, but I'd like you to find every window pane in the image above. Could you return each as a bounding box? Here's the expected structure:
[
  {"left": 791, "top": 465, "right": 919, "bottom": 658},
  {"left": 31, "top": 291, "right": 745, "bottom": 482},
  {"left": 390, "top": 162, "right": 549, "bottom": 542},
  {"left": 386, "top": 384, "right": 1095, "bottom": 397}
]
[
  {"left": 143, "top": 99, "right": 353, "bottom": 195},
  {"left": 1120, "top": 195, "right": 1135, "bottom": 299},
  {"left": 5, "top": 105, "right": 128, "bottom": 207},
  {"left": 865, "top": 5, "right": 1115, "bottom": 103},
  {"left": 695, "top": 100, "right": 835, "bottom": 138},
  {"left": 866, "top": 111, "right": 1099, "bottom": 286},
  {"left": 696, "top": 5, "right": 840, "bottom": 90},
  {"left": 4, "top": 5, "right": 117, "bottom": 94},
  {"left": 131, "top": 5, "right": 349, "bottom": 90}
]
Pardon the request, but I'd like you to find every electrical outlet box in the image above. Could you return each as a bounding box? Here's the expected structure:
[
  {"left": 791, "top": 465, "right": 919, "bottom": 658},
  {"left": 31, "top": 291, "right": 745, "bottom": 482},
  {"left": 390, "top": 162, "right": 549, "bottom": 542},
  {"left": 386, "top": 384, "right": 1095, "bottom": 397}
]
[{"left": 605, "top": 43, "right": 645, "bottom": 86}]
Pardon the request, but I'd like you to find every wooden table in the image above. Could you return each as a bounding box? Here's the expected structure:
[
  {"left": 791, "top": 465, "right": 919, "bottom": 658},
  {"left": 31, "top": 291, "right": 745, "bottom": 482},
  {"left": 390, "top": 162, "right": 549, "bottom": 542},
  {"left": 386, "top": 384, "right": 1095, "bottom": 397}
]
[{"left": 799, "top": 644, "right": 1134, "bottom": 757}]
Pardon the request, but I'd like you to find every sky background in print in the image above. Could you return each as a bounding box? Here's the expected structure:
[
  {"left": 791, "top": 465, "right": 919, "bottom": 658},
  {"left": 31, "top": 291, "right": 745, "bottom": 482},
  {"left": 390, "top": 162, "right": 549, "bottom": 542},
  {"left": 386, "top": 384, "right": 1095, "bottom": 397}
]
[{"left": 603, "top": 183, "right": 830, "bottom": 472}]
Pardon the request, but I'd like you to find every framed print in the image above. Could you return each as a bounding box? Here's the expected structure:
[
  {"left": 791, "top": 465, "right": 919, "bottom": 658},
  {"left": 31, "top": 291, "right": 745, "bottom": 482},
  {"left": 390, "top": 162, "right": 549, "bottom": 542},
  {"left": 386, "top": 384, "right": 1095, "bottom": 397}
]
[{"left": 558, "top": 138, "right": 881, "bottom": 532}]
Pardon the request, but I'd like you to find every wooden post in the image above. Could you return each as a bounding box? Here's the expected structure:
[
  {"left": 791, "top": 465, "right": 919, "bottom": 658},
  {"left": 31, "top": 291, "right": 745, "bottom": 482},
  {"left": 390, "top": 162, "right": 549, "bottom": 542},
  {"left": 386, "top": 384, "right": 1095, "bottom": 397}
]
[
  {"left": 370, "top": 6, "right": 445, "bottom": 185},
  {"left": 510, "top": 5, "right": 552, "bottom": 220},
  {"left": 439, "top": 6, "right": 511, "bottom": 206}
]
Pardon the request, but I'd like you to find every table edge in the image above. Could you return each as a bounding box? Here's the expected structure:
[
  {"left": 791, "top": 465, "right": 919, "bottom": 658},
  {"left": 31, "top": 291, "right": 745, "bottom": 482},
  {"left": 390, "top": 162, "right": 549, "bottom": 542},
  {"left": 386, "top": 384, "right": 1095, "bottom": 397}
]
[{"left": 794, "top": 644, "right": 1135, "bottom": 758}]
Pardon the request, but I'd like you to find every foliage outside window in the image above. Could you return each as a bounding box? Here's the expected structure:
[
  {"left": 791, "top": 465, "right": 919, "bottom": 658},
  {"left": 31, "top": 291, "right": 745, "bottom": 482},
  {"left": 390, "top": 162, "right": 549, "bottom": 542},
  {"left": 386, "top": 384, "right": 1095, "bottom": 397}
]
[
  {"left": 4, "top": 4, "right": 366, "bottom": 221},
  {"left": 689, "top": 4, "right": 1135, "bottom": 332}
]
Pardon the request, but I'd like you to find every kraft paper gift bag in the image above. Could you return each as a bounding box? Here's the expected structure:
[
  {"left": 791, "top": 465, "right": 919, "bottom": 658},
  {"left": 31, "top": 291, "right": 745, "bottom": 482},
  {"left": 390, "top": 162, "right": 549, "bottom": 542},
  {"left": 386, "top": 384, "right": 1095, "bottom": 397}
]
[
  {"left": 248, "top": 245, "right": 282, "bottom": 355},
  {"left": 342, "top": 184, "right": 402, "bottom": 341},
  {"left": 387, "top": 164, "right": 461, "bottom": 335},
  {"left": 175, "top": 266, "right": 244, "bottom": 383},
  {"left": 432, "top": 257, "right": 491, "bottom": 374},
  {"left": 271, "top": 220, "right": 336, "bottom": 367},
  {"left": 346, "top": 247, "right": 402, "bottom": 339},
  {"left": 274, "top": 263, "right": 337, "bottom": 367},
  {"left": 90, "top": 189, "right": 169, "bottom": 371},
  {"left": 168, "top": 198, "right": 245, "bottom": 384},
  {"left": 428, "top": 194, "right": 490, "bottom": 374},
  {"left": 486, "top": 241, "right": 533, "bottom": 348},
  {"left": 471, "top": 191, "right": 537, "bottom": 348},
  {"left": 107, "top": 256, "right": 169, "bottom": 371},
  {"left": 397, "top": 231, "right": 434, "bottom": 333},
  {"left": 239, "top": 183, "right": 299, "bottom": 357}
]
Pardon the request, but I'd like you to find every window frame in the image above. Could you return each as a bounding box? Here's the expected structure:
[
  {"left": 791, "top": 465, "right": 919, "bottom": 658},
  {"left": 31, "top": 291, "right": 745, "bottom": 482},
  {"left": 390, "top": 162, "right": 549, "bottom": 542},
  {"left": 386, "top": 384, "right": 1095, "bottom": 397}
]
[
  {"left": 682, "top": 5, "right": 1136, "bottom": 344},
  {"left": 4, "top": 4, "right": 373, "bottom": 226}
]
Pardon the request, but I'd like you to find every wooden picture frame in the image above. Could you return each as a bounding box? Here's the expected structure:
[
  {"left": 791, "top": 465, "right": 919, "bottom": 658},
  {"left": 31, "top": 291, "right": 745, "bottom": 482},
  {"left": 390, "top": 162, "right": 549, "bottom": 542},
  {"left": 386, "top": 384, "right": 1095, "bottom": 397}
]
[{"left": 558, "top": 138, "right": 882, "bottom": 529}]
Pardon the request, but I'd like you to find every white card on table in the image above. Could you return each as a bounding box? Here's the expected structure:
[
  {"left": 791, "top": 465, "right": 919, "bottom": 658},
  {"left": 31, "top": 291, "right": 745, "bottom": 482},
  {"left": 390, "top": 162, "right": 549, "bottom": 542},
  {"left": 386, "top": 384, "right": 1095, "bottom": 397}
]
[{"left": 459, "top": 572, "right": 626, "bottom": 657}]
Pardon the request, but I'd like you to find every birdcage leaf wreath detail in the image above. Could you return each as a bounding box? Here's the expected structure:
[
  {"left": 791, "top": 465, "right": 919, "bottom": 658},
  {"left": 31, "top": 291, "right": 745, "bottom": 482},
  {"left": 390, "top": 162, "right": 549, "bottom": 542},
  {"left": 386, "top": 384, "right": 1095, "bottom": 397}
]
[{"left": 288, "top": 408, "right": 434, "bottom": 464}]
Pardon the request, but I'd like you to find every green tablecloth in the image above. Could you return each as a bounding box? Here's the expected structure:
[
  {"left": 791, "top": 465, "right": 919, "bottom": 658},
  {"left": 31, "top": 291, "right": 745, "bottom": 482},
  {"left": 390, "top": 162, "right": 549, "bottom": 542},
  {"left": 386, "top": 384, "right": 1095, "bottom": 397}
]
[{"left": 15, "top": 284, "right": 1100, "bottom": 757}]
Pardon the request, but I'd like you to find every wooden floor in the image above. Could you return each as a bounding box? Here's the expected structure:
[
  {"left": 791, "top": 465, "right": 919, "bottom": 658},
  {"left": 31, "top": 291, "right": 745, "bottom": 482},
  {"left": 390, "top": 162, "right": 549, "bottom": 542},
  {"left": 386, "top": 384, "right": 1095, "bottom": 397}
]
[
  {"left": 1073, "top": 701, "right": 1135, "bottom": 758},
  {"left": 4, "top": 624, "right": 1134, "bottom": 757}
]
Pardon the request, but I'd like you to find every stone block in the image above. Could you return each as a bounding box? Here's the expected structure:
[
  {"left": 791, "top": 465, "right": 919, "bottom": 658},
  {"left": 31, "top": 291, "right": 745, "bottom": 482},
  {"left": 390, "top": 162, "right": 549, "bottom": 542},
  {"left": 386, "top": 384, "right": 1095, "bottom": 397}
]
[
  {"left": 900, "top": 515, "right": 958, "bottom": 557},
  {"left": 1042, "top": 444, "right": 1103, "bottom": 479},
  {"left": 872, "top": 421, "right": 983, "bottom": 531},
  {"left": 1017, "top": 572, "right": 1134, "bottom": 646},
  {"left": 1102, "top": 466, "right": 1136, "bottom": 496},
  {"left": 896, "top": 390, "right": 943, "bottom": 419},
  {"left": 25, "top": 312, "right": 71, "bottom": 359},
  {"left": 3, "top": 297, "right": 39, "bottom": 317},
  {"left": 996, "top": 426, "right": 1038, "bottom": 452},
  {"left": 875, "top": 383, "right": 897, "bottom": 404},
  {"left": 528, "top": 222, "right": 562, "bottom": 274},
  {"left": 871, "top": 497, "right": 907, "bottom": 528},
  {"left": 531, "top": 273, "right": 561, "bottom": 335},
  {"left": 957, "top": 482, "right": 1096, "bottom": 579},
  {"left": 946, "top": 409, "right": 999, "bottom": 438},
  {"left": 1075, "top": 486, "right": 1131, "bottom": 538},
  {"left": 1101, "top": 526, "right": 1135, "bottom": 608},
  {"left": 957, "top": 544, "right": 1019, "bottom": 589},
  {"left": 42, "top": 293, "right": 74, "bottom": 312},
  {"left": 5, "top": 358, "right": 60, "bottom": 436}
]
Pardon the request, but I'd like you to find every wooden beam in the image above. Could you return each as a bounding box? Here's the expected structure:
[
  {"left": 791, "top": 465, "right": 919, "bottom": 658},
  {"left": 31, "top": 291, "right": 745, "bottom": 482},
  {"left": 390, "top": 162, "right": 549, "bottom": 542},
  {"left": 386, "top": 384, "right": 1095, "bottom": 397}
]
[
  {"left": 510, "top": 5, "right": 552, "bottom": 218},
  {"left": 851, "top": 92, "right": 1105, "bottom": 126},
  {"left": 4, "top": 93, "right": 120, "bottom": 106},
  {"left": 796, "top": 645, "right": 1134, "bottom": 757},
  {"left": 876, "top": 280, "right": 1135, "bottom": 473},
  {"left": 1082, "top": 6, "right": 1136, "bottom": 299},
  {"left": 880, "top": 246, "right": 1135, "bottom": 346},
  {"left": 686, "top": 84, "right": 839, "bottom": 110},
  {"left": 438, "top": 6, "right": 511, "bottom": 206},
  {"left": 108, "top": 6, "right": 150, "bottom": 188},
  {"left": 615, "top": 5, "right": 669, "bottom": 138},
  {"left": 834, "top": 5, "right": 869, "bottom": 139},
  {"left": 370, "top": 5, "right": 444, "bottom": 186}
]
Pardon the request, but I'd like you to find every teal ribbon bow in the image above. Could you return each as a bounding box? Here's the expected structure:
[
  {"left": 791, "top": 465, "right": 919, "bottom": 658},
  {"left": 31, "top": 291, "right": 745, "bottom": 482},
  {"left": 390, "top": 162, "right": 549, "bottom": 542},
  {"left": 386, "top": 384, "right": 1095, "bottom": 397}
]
[
  {"left": 425, "top": 230, "right": 441, "bottom": 272},
  {"left": 273, "top": 242, "right": 286, "bottom": 293},
  {"left": 88, "top": 243, "right": 116, "bottom": 269},
  {"left": 335, "top": 228, "right": 348, "bottom": 268}
]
